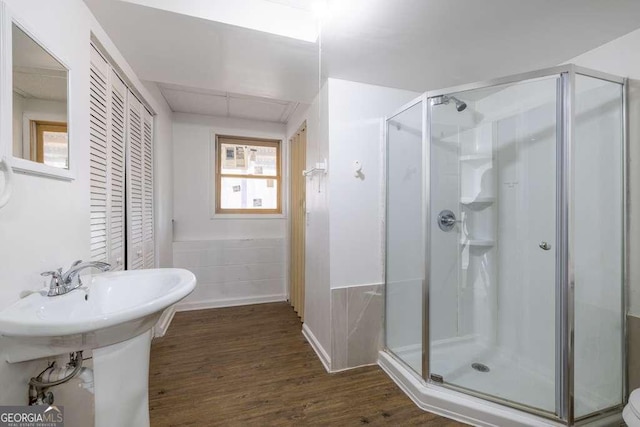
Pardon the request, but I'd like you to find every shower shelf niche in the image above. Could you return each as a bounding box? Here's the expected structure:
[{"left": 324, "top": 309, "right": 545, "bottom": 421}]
[
  {"left": 459, "top": 154, "right": 493, "bottom": 162},
  {"left": 460, "top": 196, "right": 495, "bottom": 205},
  {"left": 460, "top": 239, "right": 494, "bottom": 247}
]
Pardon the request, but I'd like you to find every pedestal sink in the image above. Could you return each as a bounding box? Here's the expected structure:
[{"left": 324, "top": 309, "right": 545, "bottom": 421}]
[{"left": 0, "top": 268, "right": 196, "bottom": 427}]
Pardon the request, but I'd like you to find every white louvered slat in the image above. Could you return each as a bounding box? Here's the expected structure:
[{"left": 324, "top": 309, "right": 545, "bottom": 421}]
[
  {"left": 142, "top": 109, "right": 155, "bottom": 268},
  {"left": 89, "top": 47, "right": 109, "bottom": 263}
]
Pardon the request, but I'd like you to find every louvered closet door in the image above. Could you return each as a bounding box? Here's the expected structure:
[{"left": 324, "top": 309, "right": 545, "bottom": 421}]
[
  {"left": 126, "top": 96, "right": 155, "bottom": 270},
  {"left": 126, "top": 94, "right": 145, "bottom": 269},
  {"left": 89, "top": 48, "right": 110, "bottom": 264},
  {"left": 89, "top": 46, "right": 127, "bottom": 270},
  {"left": 142, "top": 109, "right": 154, "bottom": 268},
  {"left": 91, "top": 44, "right": 155, "bottom": 272},
  {"left": 108, "top": 71, "right": 127, "bottom": 271}
]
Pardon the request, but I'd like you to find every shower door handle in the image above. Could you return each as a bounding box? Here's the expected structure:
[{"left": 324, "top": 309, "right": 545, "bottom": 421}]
[{"left": 539, "top": 241, "right": 551, "bottom": 251}]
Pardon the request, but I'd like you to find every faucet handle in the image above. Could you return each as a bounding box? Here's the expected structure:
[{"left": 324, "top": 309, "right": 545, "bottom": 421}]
[
  {"left": 69, "top": 260, "right": 83, "bottom": 269},
  {"left": 42, "top": 269, "right": 64, "bottom": 296},
  {"left": 41, "top": 269, "right": 62, "bottom": 279},
  {"left": 41, "top": 269, "right": 62, "bottom": 291}
]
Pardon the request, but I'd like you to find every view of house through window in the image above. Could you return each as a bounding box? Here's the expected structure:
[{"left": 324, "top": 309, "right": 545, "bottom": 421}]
[{"left": 215, "top": 135, "right": 281, "bottom": 214}]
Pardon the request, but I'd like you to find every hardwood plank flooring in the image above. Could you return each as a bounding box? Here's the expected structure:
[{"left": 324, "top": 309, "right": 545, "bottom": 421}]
[{"left": 149, "top": 302, "right": 467, "bottom": 426}]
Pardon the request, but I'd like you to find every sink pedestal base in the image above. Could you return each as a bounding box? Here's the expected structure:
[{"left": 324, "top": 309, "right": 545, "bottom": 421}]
[{"left": 93, "top": 330, "right": 153, "bottom": 427}]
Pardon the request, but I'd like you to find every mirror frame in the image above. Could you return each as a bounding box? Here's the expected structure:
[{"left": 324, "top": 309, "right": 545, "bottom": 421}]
[{"left": 0, "top": 2, "right": 74, "bottom": 181}]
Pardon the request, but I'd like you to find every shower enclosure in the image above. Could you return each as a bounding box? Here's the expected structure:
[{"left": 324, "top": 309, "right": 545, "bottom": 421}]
[{"left": 384, "top": 65, "right": 626, "bottom": 425}]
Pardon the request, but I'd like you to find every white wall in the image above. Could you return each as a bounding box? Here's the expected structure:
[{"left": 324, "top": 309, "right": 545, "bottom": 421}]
[
  {"left": 285, "top": 103, "right": 310, "bottom": 143},
  {"left": 11, "top": 91, "right": 23, "bottom": 155},
  {"left": 327, "top": 80, "right": 418, "bottom": 371},
  {"left": 328, "top": 79, "right": 418, "bottom": 289},
  {"left": 172, "top": 113, "right": 288, "bottom": 308},
  {"left": 143, "top": 80, "right": 174, "bottom": 267},
  {"left": 173, "top": 238, "right": 286, "bottom": 309},
  {"left": 172, "top": 113, "right": 286, "bottom": 240},
  {"left": 0, "top": 1, "right": 173, "bottom": 424},
  {"left": 290, "top": 79, "right": 418, "bottom": 369},
  {"left": 304, "top": 84, "right": 332, "bottom": 352},
  {"left": 18, "top": 98, "right": 67, "bottom": 117},
  {"left": 12, "top": 94, "right": 68, "bottom": 159},
  {"left": 284, "top": 84, "right": 332, "bottom": 356},
  {"left": 0, "top": 0, "right": 92, "bottom": 408}
]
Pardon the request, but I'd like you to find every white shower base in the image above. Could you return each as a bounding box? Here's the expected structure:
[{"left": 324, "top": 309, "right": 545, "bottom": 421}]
[
  {"left": 381, "top": 344, "right": 622, "bottom": 426},
  {"left": 399, "top": 340, "right": 562, "bottom": 413}
]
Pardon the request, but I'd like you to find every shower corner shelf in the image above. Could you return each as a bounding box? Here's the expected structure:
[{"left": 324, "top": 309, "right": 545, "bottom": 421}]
[
  {"left": 460, "top": 196, "right": 495, "bottom": 205},
  {"left": 459, "top": 154, "right": 493, "bottom": 162},
  {"left": 460, "top": 239, "right": 495, "bottom": 248}
]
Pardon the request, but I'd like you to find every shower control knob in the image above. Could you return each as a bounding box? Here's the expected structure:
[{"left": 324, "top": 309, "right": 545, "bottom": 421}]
[
  {"left": 437, "top": 210, "right": 460, "bottom": 232},
  {"left": 539, "top": 241, "right": 551, "bottom": 251}
]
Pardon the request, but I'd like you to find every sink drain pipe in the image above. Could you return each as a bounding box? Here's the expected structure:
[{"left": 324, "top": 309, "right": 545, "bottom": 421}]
[{"left": 29, "top": 351, "right": 94, "bottom": 406}]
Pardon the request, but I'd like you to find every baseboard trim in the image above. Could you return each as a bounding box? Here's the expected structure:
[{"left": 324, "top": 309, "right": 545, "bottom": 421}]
[
  {"left": 302, "top": 323, "right": 331, "bottom": 373},
  {"left": 153, "top": 305, "right": 176, "bottom": 338},
  {"left": 175, "top": 294, "right": 287, "bottom": 312},
  {"left": 330, "top": 361, "right": 377, "bottom": 374},
  {"left": 331, "top": 282, "right": 384, "bottom": 290}
]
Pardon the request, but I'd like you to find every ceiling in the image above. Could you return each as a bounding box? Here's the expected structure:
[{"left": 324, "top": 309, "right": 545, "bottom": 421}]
[
  {"left": 85, "top": 0, "right": 640, "bottom": 123},
  {"left": 13, "top": 71, "right": 67, "bottom": 102},
  {"left": 13, "top": 21, "right": 67, "bottom": 102},
  {"left": 115, "top": 0, "right": 319, "bottom": 42},
  {"left": 321, "top": 0, "right": 640, "bottom": 92},
  {"left": 84, "top": 0, "right": 319, "bottom": 105},
  {"left": 13, "top": 24, "right": 67, "bottom": 71},
  {"left": 158, "top": 83, "right": 299, "bottom": 123}
]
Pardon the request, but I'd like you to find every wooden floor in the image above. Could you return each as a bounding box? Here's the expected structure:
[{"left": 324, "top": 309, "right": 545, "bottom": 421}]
[{"left": 149, "top": 303, "right": 467, "bottom": 426}]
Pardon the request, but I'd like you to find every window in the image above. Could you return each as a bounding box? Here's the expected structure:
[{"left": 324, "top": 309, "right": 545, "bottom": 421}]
[
  {"left": 215, "top": 135, "right": 281, "bottom": 214},
  {"left": 31, "top": 121, "right": 68, "bottom": 168}
]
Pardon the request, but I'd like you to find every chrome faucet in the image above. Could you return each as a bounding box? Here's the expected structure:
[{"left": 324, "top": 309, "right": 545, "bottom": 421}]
[{"left": 41, "top": 260, "right": 111, "bottom": 297}]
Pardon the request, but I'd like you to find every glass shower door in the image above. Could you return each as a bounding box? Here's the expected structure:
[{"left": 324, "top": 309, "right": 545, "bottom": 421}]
[
  {"left": 386, "top": 100, "right": 424, "bottom": 375},
  {"left": 428, "top": 76, "right": 560, "bottom": 414}
]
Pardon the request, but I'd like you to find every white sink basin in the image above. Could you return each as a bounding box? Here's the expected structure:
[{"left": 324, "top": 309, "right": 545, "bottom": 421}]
[
  {"left": 0, "top": 267, "right": 196, "bottom": 427},
  {"left": 0, "top": 268, "right": 196, "bottom": 362}
]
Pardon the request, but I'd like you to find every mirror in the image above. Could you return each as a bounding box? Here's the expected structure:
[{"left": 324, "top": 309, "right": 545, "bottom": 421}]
[{"left": 12, "top": 23, "right": 69, "bottom": 170}]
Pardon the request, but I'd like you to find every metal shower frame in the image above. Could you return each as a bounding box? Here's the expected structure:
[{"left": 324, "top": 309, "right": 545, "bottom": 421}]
[{"left": 383, "top": 64, "right": 628, "bottom": 426}]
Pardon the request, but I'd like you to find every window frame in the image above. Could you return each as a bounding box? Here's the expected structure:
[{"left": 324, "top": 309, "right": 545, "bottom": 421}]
[
  {"left": 214, "top": 134, "right": 282, "bottom": 215},
  {"left": 32, "top": 120, "right": 68, "bottom": 165}
]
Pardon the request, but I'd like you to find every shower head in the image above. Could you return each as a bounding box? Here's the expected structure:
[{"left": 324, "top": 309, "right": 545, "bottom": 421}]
[
  {"left": 443, "top": 95, "right": 467, "bottom": 112},
  {"left": 454, "top": 98, "right": 467, "bottom": 112}
]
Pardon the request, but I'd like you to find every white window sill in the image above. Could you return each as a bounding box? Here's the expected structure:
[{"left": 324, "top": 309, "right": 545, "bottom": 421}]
[{"left": 211, "top": 213, "right": 287, "bottom": 220}]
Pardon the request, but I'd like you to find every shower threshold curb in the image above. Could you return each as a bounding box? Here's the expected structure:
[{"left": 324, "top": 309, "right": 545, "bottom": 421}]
[{"left": 378, "top": 351, "right": 564, "bottom": 427}]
